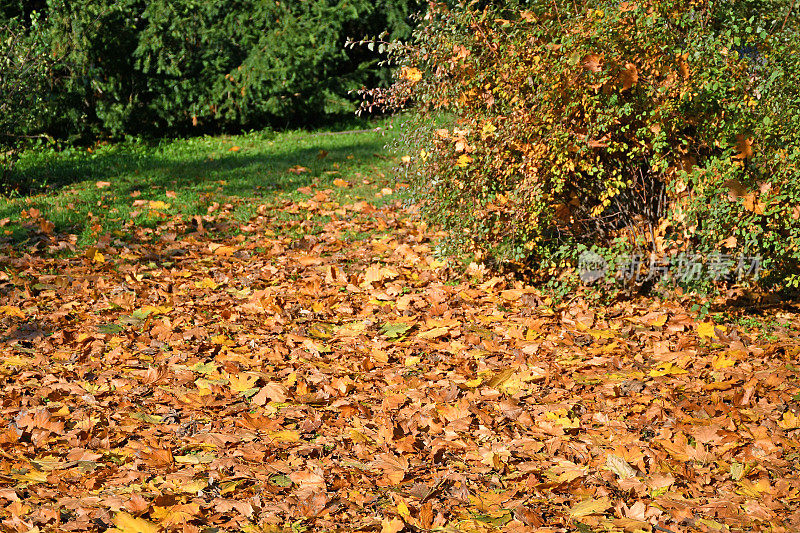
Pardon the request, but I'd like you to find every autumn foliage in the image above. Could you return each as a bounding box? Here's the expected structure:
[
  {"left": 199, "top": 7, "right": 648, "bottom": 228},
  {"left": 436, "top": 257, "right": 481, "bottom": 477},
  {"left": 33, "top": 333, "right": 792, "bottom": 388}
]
[
  {"left": 3, "top": 185, "right": 800, "bottom": 531},
  {"left": 386, "top": 0, "right": 800, "bottom": 293}
]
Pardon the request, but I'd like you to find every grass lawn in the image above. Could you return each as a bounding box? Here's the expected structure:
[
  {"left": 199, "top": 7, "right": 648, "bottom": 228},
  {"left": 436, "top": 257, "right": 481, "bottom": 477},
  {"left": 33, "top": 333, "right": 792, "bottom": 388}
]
[{"left": 0, "top": 118, "right": 405, "bottom": 251}]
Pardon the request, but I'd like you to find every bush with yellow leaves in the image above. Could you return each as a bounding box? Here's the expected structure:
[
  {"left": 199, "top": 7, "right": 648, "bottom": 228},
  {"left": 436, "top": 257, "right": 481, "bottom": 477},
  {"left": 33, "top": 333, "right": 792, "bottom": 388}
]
[{"left": 379, "top": 0, "right": 800, "bottom": 294}]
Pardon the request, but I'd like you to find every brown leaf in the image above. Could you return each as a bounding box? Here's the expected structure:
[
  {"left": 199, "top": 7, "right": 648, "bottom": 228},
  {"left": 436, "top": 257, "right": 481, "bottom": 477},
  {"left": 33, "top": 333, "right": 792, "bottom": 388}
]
[
  {"left": 733, "top": 134, "right": 754, "bottom": 159},
  {"left": 252, "top": 382, "right": 289, "bottom": 405},
  {"left": 582, "top": 53, "right": 603, "bottom": 73},
  {"left": 620, "top": 62, "right": 638, "bottom": 90},
  {"left": 142, "top": 448, "right": 174, "bottom": 468}
]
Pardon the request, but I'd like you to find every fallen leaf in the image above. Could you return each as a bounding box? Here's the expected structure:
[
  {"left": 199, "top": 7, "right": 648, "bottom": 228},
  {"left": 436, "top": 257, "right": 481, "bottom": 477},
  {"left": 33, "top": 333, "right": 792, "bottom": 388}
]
[
  {"left": 381, "top": 517, "right": 405, "bottom": 533},
  {"left": 606, "top": 454, "right": 637, "bottom": 479},
  {"left": 0, "top": 305, "right": 24, "bottom": 318},
  {"left": 569, "top": 497, "right": 612, "bottom": 518},
  {"left": 111, "top": 512, "right": 159, "bottom": 533}
]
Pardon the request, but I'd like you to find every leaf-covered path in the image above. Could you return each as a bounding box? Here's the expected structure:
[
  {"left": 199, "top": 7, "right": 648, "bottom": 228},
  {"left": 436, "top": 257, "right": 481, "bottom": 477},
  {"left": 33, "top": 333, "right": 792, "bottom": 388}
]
[{"left": 2, "top": 188, "right": 800, "bottom": 532}]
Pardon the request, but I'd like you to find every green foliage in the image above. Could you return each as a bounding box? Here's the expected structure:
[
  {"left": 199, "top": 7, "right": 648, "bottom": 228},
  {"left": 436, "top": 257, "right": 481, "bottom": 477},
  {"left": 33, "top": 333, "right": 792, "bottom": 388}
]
[
  {"left": 0, "top": 8, "right": 57, "bottom": 181},
  {"left": 383, "top": 0, "right": 800, "bottom": 295},
  {"left": 3, "top": 0, "right": 421, "bottom": 142}
]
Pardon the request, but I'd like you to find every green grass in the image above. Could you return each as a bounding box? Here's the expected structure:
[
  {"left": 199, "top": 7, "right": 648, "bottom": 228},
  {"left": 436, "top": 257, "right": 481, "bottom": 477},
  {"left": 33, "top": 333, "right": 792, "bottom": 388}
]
[{"left": 0, "top": 117, "right": 404, "bottom": 250}]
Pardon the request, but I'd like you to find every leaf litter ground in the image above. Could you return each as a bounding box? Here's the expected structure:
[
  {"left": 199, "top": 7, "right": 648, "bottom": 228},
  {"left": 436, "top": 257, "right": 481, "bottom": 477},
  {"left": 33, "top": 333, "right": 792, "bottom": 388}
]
[{"left": 1, "top": 184, "right": 800, "bottom": 533}]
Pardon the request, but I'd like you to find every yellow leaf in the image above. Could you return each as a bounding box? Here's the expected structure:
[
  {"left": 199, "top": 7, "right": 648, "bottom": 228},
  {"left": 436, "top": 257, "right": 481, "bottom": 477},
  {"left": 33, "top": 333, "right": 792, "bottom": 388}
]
[
  {"left": 227, "top": 372, "right": 260, "bottom": 393},
  {"left": 86, "top": 247, "right": 105, "bottom": 263},
  {"left": 381, "top": 518, "right": 405, "bottom": 533},
  {"left": 152, "top": 503, "right": 200, "bottom": 526},
  {"left": 698, "top": 321, "right": 725, "bottom": 339},
  {"left": 404, "top": 356, "right": 420, "bottom": 367},
  {"left": 111, "top": 512, "right": 160, "bottom": 533},
  {"left": 210, "top": 245, "right": 235, "bottom": 256},
  {"left": 417, "top": 326, "right": 449, "bottom": 340},
  {"left": 31, "top": 456, "right": 70, "bottom": 471},
  {"left": 140, "top": 305, "right": 172, "bottom": 316},
  {"left": 712, "top": 354, "right": 736, "bottom": 370},
  {"left": 649, "top": 362, "right": 688, "bottom": 377},
  {"left": 174, "top": 453, "right": 215, "bottom": 464},
  {"left": 0, "top": 305, "right": 24, "bottom": 318},
  {"left": 400, "top": 66, "right": 422, "bottom": 84},
  {"left": 456, "top": 154, "right": 473, "bottom": 168},
  {"left": 1, "top": 355, "right": 32, "bottom": 368},
  {"left": 569, "top": 497, "right": 612, "bottom": 518},
  {"left": 486, "top": 368, "right": 515, "bottom": 388},
  {"left": 544, "top": 462, "right": 581, "bottom": 483},
  {"left": 211, "top": 334, "right": 233, "bottom": 345},
  {"left": 588, "top": 329, "right": 615, "bottom": 339},
  {"left": 737, "top": 478, "right": 770, "bottom": 498},
  {"left": 545, "top": 409, "right": 580, "bottom": 429},
  {"left": 778, "top": 411, "right": 800, "bottom": 430},
  {"left": 397, "top": 500, "right": 411, "bottom": 518},
  {"left": 647, "top": 314, "right": 668, "bottom": 328},
  {"left": 268, "top": 430, "right": 301, "bottom": 443},
  {"left": 349, "top": 430, "right": 371, "bottom": 444},
  {"left": 13, "top": 470, "right": 48, "bottom": 483},
  {"left": 195, "top": 278, "right": 218, "bottom": 289},
  {"left": 148, "top": 200, "right": 170, "bottom": 210},
  {"left": 730, "top": 462, "right": 745, "bottom": 481}
]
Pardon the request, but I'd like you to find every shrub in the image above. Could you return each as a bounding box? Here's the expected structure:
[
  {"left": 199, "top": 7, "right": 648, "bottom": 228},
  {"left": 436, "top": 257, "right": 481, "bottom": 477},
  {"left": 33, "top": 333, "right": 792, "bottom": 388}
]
[
  {"left": 0, "top": 8, "right": 57, "bottom": 185},
  {"left": 382, "top": 0, "right": 800, "bottom": 294}
]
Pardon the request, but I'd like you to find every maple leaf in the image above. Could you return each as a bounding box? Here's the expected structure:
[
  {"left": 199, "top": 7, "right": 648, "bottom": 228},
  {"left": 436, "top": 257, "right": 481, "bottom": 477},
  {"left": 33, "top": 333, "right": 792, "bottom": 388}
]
[
  {"left": 152, "top": 503, "right": 200, "bottom": 526},
  {"left": 778, "top": 411, "right": 800, "bottom": 430},
  {"left": 649, "top": 362, "right": 688, "bottom": 377},
  {"left": 380, "top": 322, "right": 413, "bottom": 339},
  {"left": 227, "top": 371, "right": 260, "bottom": 394}
]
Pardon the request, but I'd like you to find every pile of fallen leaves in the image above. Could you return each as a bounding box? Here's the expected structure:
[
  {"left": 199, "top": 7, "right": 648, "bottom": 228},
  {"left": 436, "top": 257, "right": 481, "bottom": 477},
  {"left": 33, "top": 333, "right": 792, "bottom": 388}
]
[{"left": 1, "top": 185, "right": 800, "bottom": 533}]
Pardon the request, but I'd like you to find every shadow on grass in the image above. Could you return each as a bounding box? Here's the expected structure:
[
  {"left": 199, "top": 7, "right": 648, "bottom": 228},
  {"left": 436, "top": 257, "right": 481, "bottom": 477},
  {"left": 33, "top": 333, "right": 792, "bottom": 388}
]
[{"left": 0, "top": 131, "right": 392, "bottom": 253}]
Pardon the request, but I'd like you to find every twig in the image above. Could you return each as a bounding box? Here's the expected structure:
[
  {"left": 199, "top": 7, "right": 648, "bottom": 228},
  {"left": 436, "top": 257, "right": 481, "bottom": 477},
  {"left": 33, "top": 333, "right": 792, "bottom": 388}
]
[{"left": 781, "top": 0, "right": 797, "bottom": 32}]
